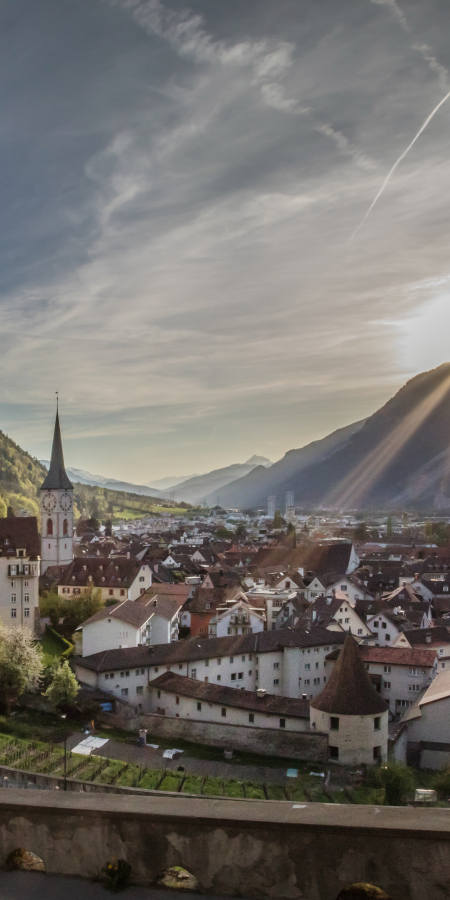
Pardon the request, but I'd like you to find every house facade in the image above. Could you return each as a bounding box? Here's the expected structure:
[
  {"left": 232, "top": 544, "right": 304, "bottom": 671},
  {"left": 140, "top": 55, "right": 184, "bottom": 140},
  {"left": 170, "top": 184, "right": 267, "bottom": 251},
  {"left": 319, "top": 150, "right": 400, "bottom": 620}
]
[{"left": 0, "top": 518, "right": 40, "bottom": 633}]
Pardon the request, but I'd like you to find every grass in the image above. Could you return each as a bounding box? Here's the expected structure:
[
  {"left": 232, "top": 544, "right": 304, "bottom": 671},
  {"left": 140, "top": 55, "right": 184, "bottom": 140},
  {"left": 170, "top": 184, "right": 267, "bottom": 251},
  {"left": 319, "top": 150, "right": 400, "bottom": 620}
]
[
  {"left": 112, "top": 505, "right": 188, "bottom": 520},
  {"left": 182, "top": 775, "right": 204, "bottom": 794},
  {"left": 223, "top": 779, "right": 244, "bottom": 798},
  {"left": 265, "top": 784, "right": 287, "bottom": 801},
  {"left": 244, "top": 781, "right": 265, "bottom": 800},
  {"left": 202, "top": 776, "right": 224, "bottom": 796},
  {"left": 39, "top": 630, "right": 65, "bottom": 666},
  {"left": 159, "top": 772, "right": 183, "bottom": 792}
]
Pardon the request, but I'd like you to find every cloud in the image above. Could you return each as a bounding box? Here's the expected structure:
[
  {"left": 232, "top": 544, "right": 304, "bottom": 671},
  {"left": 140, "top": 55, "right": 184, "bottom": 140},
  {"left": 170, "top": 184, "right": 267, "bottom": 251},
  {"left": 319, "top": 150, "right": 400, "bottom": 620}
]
[
  {"left": 315, "top": 124, "right": 377, "bottom": 171},
  {"left": 370, "top": 0, "right": 409, "bottom": 32}
]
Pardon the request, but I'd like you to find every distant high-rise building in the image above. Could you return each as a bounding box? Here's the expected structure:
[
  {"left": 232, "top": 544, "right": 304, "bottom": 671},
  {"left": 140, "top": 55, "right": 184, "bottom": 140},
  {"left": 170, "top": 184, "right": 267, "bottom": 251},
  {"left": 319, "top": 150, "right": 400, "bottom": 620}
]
[
  {"left": 285, "top": 491, "right": 296, "bottom": 525},
  {"left": 268, "top": 494, "right": 276, "bottom": 518}
]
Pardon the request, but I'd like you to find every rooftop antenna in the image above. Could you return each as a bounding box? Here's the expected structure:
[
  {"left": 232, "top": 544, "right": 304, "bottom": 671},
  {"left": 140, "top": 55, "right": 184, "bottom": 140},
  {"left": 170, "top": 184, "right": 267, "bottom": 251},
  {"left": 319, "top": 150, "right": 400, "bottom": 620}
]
[{"left": 56, "top": 389, "right": 59, "bottom": 412}]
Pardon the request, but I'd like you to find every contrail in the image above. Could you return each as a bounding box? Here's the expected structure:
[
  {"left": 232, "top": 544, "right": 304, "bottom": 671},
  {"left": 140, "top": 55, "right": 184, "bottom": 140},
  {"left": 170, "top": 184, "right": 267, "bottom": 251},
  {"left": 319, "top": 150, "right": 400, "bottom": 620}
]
[{"left": 350, "top": 89, "right": 450, "bottom": 241}]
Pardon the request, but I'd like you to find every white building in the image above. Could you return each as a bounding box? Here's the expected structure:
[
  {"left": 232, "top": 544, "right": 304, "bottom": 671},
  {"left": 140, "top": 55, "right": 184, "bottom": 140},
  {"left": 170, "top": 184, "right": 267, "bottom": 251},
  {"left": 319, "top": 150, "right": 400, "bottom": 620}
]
[
  {"left": 209, "top": 596, "right": 265, "bottom": 638},
  {"left": 325, "top": 644, "right": 437, "bottom": 715},
  {"left": 55, "top": 558, "right": 153, "bottom": 602},
  {"left": 79, "top": 595, "right": 182, "bottom": 657},
  {"left": 74, "top": 627, "right": 346, "bottom": 703},
  {"left": 0, "top": 518, "right": 40, "bottom": 633},
  {"left": 310, "top": 634, "right": 389, "bottom": 766},
  {"left": 40, "top": 407, "right": 74, "bottom": 575},
  {"left": 396, "top": 669, "right": 450, "bottom": 769},
  {"left": 246, "top": 586, "right": 299, "bottom": 630},
  {"left": 149, "top": 671, "right": 310, "bottom": 731}
]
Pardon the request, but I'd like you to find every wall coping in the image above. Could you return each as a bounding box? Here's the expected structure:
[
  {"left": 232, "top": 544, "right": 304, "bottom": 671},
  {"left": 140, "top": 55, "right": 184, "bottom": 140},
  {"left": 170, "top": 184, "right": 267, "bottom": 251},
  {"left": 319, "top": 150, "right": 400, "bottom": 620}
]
[{"left": 1, "top": 791, "right": 450, "bottom": 840}]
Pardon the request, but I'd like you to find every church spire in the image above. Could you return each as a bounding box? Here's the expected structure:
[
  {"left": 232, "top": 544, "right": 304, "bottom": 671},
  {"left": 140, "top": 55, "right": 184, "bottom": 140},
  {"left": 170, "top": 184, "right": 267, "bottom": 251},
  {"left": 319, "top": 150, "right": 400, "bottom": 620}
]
[{"left": 41, "top": 404, "right": 73, "bottom": 491}]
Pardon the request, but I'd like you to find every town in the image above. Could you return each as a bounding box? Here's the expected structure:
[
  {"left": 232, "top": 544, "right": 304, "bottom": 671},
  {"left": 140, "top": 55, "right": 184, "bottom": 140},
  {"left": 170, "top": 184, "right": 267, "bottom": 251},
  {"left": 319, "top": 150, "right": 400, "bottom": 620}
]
[{"left": 2, "top": 408, "right": 450, "bottom": 794}]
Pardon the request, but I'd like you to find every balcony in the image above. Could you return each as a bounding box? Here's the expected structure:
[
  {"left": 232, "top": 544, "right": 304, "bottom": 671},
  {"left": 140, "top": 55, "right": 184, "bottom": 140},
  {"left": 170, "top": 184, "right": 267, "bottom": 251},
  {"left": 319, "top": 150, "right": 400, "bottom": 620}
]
[{"left": 8, "top": 565, "right": 35, "bottom": 577}]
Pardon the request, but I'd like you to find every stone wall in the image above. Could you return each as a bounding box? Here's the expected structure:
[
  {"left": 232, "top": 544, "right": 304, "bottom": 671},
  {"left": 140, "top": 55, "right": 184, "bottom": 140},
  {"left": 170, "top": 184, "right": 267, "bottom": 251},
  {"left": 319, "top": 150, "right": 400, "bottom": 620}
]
[
  {"left": 104, "top": 711, "right": 329, "bottom": 761},
  {"left": 1, "top": 792, "right": 450, "bottom": 900}
]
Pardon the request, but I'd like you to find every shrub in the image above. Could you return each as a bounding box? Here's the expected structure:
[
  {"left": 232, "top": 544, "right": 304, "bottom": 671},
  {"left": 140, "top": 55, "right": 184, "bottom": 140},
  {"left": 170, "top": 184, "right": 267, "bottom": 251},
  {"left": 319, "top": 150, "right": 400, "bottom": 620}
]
[
  {"left": 432, "top": 765, "right": 450, "bottom": 799},
  {"left": 377, "top": 763, "right": 415, "bottom": 807},
  {"left": 102, "top": 858, "right": 132, "bottom": 892}
]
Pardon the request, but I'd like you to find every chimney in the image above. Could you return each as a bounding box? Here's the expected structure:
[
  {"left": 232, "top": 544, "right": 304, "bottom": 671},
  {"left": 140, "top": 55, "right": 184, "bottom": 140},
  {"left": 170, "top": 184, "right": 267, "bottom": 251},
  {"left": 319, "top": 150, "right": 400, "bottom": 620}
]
[{"left": 414, "top": 573, "right": 419, "bottom": 581}]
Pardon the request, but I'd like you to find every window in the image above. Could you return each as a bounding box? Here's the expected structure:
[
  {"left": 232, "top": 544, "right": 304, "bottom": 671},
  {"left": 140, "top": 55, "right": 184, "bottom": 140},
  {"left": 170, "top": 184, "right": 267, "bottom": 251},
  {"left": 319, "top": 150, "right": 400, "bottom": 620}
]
[
  {"left": 374, "top": 717, "right": 381, "bottom": 731},
  {"left": 440, "top": 648, "right": 444, "bottom": 655},
  {"left": 313, "top": 678, "right": 320, "bottom": 685},
  {"left": 385, "top": 634, "right": 390, "bottom": 641},
  {"left": 204, "top": 677, "right": 208, "bottom": 683},
  {"left": 109, "top": 589, "right": 113, "bottom": 596},
  {"left": 242, "top": 655, "right": 246, "bottom": 662},
  {"left": 217, "top": 674, "right": 221, "bottom": 681},
  {"left": 230, "top": 656, "right": 234, "bottom": 663},
  {"left": 47, "top": 518, "right": 53, "bottom": 536},
  {"left": 231, "top": 673, "right": 236, "bottom": 681},
  {"left": 121, "top": 688, "right": 128, "bottom": 698},
  {"left": 305, "top": 663, "right": 310, "bottom": 670},
  {"left": 383, "top": 665, "right": 391, "bottom": 673},
  {"left": 139, "top": 576, "right": 145, "bottom": 582},
  {"left": 205, "top": 659, "right": 209, "bottom": 667},
  {"left": 217, "top": 659, "right": 221, "bottom": 665},
  {"left": 11, "top": 609, "right": 16, "bottom": 618},
  {"left": 120, "top": 589, "right": 125, "bottom": 596},
  {"left": 382, "top": 622, "right": 387, "bottom": 629},
  {"left": 330, "top": 717, "right": 339, "bottom": 731},
  {"left": 11, "top": 594, "right": 16, "bottom": 603},
  {"left": 357, "top": 628, "right": 363, "bottom": 635},
  {"left": 442, "top": 663, "right": 446, "bottom": 669},
  {"left": 136, "top": 686, "right": 143, "bottom": 695},
  {"left": 63, "top": 519, "right": 68, "bottom": 536},
  {"left": 154, "top": 667, "right": 159, "bottom": 673},
  {"left": 345, "top": 618, "right": 350, "bottom": 624},
  {"left": 157, "top": 690, "right": 161, "bottom": 699},
  {"left": 221, "top": 707, "right": 226, "bottom": 717},
  {"left": 409, "top": 668, "right": 420, "bottom": 676},
  {"left": 304, "top": 679, "right": 310, "bottom": 685},
  {"left": 373, "top": 746, "right": 382, "bottom": 760},
  {"left": 274, "top": 662, "right": 280, "bottom": 669},
  {"left": 329, "top": 746, "right": 339, "bottom": 760},
  {"left": 248, "top": 670, "right": 252, "bottom": 676},
  {"left": 408, "top": 684, "right": 421, "bottom": 692},
  {"left": 315, "top": 662, "right": 319, "bottom": 669},
  {"left": 176, "top": 696, "right": 180, "bottom": 705},
  {"left": 279, "top": 718, "right": 286, "bottom": 728},
  {"left": 191, "top": 669, "right": 197, "bottom": 679},
  {"left": 24, "top": 609, "right": 29, "bottom": 618},
  {"left": 273, "top": 678, "right": 279, "bottom": 685},
  {"left": 384, "top": 681, "right": 391, "bottom": 689},
  {"left": 197, "top": 702, "right": 202, "bottom": 711},
  {"left": 238, "top": 672, "right": 243, "bottom": 680}
]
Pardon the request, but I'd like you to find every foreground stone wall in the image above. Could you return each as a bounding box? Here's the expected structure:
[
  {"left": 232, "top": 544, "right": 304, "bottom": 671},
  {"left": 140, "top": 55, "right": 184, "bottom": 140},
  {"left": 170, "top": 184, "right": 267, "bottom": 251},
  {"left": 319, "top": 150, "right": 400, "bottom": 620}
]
[
  {"left": 104, "top": 711, "right": 329, "bottom": 761},
  {"left": 1, "top": 792, "right": 450, "bottom": 900}
]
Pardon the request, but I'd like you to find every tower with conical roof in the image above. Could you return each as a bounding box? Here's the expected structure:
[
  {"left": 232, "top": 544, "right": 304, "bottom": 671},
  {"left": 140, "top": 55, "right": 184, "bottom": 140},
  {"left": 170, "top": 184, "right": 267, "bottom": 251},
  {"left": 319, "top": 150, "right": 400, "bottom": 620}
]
[
  {"left": 310, "top": 634, "right": 389, "bottom": 765},
  {"left": 40, "top": 404, "right": 74, "bottom": 574}
]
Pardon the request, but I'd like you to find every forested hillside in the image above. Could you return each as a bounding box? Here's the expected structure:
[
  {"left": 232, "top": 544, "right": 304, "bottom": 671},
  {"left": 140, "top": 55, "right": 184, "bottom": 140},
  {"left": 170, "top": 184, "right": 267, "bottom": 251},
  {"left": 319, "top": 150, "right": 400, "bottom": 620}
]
[
  {"left": 0, "top": 431, "right": 47, "bottom": 516},
  {"left": 0, "top": 430, "right": 190, "bottom": 522}
]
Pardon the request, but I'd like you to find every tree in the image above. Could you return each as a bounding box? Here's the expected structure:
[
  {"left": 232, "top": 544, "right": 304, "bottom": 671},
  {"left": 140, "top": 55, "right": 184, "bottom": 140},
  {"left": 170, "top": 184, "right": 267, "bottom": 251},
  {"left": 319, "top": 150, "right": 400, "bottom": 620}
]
[
  {"left": 386, "top": 515, "right": 393, "bottom": 537},
  {"left": 273, "top": 510, "right": 284, "bottom": 529},
  {"left": 234, "top": 523, "right": 247, "bottom": 538},
  {"left": 0, "top": 497, "right": 6, "bottom": 517},
  {"left": 7, "top": 505, "right": 15, "bottom": 518},
  {"left": 0, "top": 625, "right": 44, "bottom": 714},
  {"left": 45, "top": 660, "right": 79, "bottom": 709},
  {"left": 104, "top": 518, "right": 112, "bottom": 537},
  {"left": 377, "top": 763, "right": 415, "bottom": 806}
]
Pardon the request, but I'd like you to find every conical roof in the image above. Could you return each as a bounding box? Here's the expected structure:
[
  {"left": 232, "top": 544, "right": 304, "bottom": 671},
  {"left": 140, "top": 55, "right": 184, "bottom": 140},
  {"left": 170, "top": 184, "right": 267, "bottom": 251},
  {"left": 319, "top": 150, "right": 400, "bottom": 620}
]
[
  {"left": 41, "top": 409, "right": 73, "bottom": 491},
  {"left": 311, "top": 633, "right": 388, "bottom": 716}
]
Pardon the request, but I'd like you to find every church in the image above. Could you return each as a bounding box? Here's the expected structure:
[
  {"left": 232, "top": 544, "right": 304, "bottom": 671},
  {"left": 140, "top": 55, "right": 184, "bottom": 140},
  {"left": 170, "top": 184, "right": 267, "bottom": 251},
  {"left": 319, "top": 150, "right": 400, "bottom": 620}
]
[{"left": 40, "top": 407, "right": 74, "bottom": 574}]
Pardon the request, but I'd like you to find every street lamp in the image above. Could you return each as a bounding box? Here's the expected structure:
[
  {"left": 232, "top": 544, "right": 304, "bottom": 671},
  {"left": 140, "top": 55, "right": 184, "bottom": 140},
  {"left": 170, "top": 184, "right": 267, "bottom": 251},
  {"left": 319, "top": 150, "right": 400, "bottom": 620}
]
[{"left": 61, "top": 714, "right": 67, "bottom": 791}]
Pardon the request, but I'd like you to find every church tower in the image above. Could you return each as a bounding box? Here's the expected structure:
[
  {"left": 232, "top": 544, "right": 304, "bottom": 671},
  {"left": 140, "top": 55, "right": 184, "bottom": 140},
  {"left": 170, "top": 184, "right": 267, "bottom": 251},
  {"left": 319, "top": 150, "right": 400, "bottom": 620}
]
[{"left": 40, "top": 405, "right": 74, "bottom": 574}]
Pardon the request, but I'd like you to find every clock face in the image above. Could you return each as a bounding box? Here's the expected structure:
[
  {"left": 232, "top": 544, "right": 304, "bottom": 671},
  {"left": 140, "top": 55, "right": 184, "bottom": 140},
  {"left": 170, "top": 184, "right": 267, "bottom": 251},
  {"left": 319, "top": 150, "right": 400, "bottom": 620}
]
[
  {"left": 60, "top": 492, "right": 73, "bottom": 513},
  {"left": 42, "top": 491, "right": 57, "bottom": 513}
]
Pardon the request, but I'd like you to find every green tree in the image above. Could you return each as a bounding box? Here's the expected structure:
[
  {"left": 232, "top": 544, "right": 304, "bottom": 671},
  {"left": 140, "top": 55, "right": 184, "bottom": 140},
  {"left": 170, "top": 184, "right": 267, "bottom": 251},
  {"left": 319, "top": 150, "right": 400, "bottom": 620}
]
[
  {"left": 0, "top": 497, "right": 6, "bottom": 517},
  {"left": 39, "top": 584, "right": 62, "bottom": 629},
  {"left": 377, "top": 763, "right": 415, "bottom": 806},
  {"left": 386, "top": 515, "right": 393, "bottom": 537},
  {"left": 273, "top": 510, "right": 283, "bottom": 529},
  {"left": 0, "top": 625, "right": 44, "bottom": 714},
  {"left": 215, "top": 527, "right": 233, "bottom": 539},
  {"left": 354, "top": 521, "right": 368, "bottom": 542},
  {"left": 6, "top": 505, "right": 15, "bottom": 518},
  {"left": 44, "top": 660, "right": 79, "bottom": 709},
  {"left": 234, "top": 523, "right": 247, "bottom": 538}
]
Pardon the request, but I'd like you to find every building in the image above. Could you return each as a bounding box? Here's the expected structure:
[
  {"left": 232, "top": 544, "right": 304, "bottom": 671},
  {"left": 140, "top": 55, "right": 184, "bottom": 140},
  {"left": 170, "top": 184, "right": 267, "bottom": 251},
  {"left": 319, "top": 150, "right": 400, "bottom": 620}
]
[
  {"left": 325, "top": 644, "right": 437, "bottom": 715},
  {"left": 55, "top": 557, "right": 153, "bottom": 602},
  {"left": 0, "top": 517, "right": 40, "bottom": 632},
  {"left": 209, "top": 591, "right": 265, "bottom": 637},
  {"left": 79, "top": 594, "right": 182, "bottom": 657},
  {"left": 74, "top": 626, "right": 346, "bottom": 702},
  {"left": 148, "top": 671, "right": 310, "bottom": 731},
  {"left": 396, "top": 669, "right": 450, "bottom": 769},
  {"left": 309, "top": 592, "right": 373, "bottom": 638},
  {"left": 310, "top": 634, "right": 389, "bottom": 765},
  {"left": 40, "top": 406, "right": 74, "bottom": 575}
]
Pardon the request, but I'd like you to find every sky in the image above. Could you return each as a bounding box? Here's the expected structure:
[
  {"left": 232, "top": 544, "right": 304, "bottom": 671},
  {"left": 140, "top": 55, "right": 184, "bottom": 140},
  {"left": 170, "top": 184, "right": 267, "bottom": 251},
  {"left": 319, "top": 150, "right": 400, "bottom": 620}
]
[{"left": 2, "top": 0, "right": 450, "bottom": 483}]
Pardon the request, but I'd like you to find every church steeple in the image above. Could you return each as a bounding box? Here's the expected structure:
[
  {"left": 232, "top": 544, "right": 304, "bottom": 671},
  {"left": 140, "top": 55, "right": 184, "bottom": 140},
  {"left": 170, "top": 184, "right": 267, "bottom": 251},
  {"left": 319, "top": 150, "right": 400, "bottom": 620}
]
[{"left": 41, "top": 406, "right": 73, "bottom": 491}]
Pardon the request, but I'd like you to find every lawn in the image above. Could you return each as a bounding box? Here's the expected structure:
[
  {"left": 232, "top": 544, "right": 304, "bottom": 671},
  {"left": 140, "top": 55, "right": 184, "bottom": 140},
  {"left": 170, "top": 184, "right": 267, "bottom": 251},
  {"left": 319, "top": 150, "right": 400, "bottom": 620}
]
[{"left": 39, "top": 630, "right": 64, "bottom": 666}]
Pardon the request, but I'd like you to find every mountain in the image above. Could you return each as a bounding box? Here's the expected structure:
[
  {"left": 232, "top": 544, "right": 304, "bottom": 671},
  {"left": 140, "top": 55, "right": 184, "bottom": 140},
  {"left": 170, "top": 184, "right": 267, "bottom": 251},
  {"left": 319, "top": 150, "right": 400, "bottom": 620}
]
[
  {"left": 40, "top": 462, "right": 164, "bottom": 498},
  {"left": 168, "top": 456, "right": 272, "bottom": 505},
  {"left": 210, "top": 364, "right": 450, "bottom": 511},
  {"left": 146, "top": 474, "right": 201, "bottom": 490}
]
